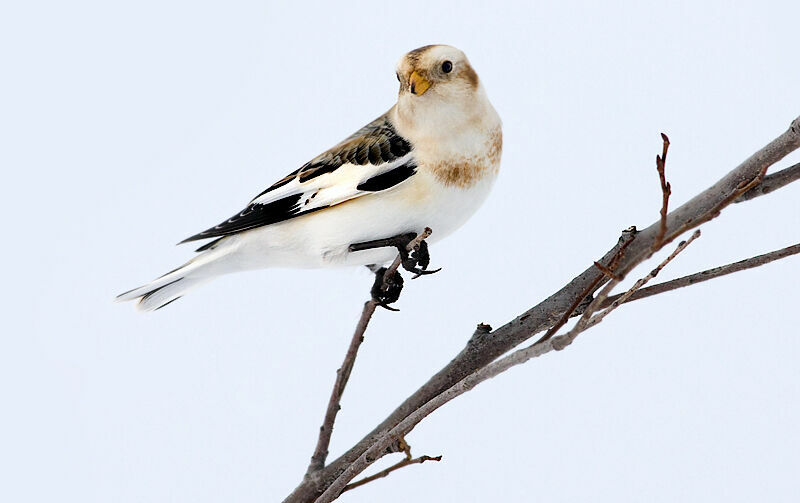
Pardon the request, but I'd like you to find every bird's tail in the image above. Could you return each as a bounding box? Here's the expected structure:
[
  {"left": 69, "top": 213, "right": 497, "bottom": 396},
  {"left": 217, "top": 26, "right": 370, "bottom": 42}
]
[{"left": 116, "top": 244, "right": 232, "bottom": 311}]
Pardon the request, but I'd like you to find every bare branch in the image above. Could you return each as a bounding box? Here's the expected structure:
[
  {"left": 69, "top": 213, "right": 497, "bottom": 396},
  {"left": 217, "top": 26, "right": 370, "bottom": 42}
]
[
  {"left": 306, "top": 229, "right": 434, "bottom": 474},
  {"left": 307, "top": 300, "right": 377, "bottom": 474},
  {"left": 653, "top": 133, "right": 672, "bottom": 250},
  {"left": 556, "top": 230, "right": 702, "bottom": 350},
  {"left": 315, "top": 230, "right": 695, "bottom": 502},
  {"left": 599, "top": 230, "right": 702, "bottom": 316},
  {"left": 551, "top": 273, "right": 622, "bottom": 351},
  {"left": 534, "top": 228, "right": 636, "bottom": 345},
  {"left": 735, "top": 161, "right": 800, "bottom": 202},
  {"left": 597, "top": 241, "right": 800, "bottom": 310},
  {"left": 342, "top": 453, "right": 442, "bottom": 494},
  {"left": 285, "top": 116, "right": 800, "bottom": 503}
]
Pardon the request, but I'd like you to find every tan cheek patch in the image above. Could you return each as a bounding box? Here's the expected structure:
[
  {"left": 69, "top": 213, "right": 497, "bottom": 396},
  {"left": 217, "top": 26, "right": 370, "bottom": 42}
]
[{"left": 461, "top": 64, "right": 479, "bottom": 89}]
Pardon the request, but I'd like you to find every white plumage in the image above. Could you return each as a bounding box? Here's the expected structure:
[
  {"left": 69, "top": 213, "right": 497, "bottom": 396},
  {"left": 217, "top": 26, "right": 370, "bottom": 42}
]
[{"left": 118, "top": 45, "right": 502, "bottom": 311}]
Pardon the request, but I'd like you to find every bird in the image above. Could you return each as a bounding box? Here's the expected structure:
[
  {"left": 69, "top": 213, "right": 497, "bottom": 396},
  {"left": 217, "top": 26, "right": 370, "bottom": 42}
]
[{"left": 117, "top": 44, "right": 502, "bottom": 311}]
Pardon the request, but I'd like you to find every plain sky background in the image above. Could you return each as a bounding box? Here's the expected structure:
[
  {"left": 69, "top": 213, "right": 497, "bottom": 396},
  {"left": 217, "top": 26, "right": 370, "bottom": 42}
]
[{"left": 2, "top": 0, "right": 799, "bottom": 501}]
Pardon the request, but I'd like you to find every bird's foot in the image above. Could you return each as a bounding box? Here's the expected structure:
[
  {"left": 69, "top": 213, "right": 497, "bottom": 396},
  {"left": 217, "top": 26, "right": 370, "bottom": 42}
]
[
  {"left": 398, "top": 239, "right": 441, "bottom": 278},
  {"left": 350, "top": 230, "right": 441, "bottom": 286},
  {"left": 371, "top": 267, "right": 403, "bottom": 311}
]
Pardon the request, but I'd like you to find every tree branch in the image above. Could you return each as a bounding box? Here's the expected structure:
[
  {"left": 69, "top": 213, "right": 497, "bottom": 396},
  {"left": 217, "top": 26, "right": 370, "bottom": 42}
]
[
  {"left": 534, "top": 227, "right": 636, "bottom": 345},
  {"left": 342, "top": 452, "right": 442, "bottom": 494},
  {"left": 306, "top": 300, "right": 377, "bottom": 474},
  {"left": 317, "top": 230, "right": 701, "bottom": 502},
  {"left": 306, "top": 229, "right": 434, "bottom": 475},
  {"left": 595, "top": 241, "right": 800, "bottom": 310},
  {"left": 555, "top": 229, "right": 702, "bottom": 351},
  {"left": 284, "top": 115, "right": 800, "bottom": 503},
  {"left": 735, "top": 161, "right": 800, "bottom": 202}
]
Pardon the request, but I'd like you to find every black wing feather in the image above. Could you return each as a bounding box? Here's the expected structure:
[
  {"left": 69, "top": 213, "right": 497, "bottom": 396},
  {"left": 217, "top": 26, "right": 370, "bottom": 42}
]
[
  {"left": 356, "top": 161, "right": 417, "bottom": 191},
  {"left": 181, "top": 194, "right": 317, "bottom": 243},
  {"left": 251, "top": 113, "right": 411, "bottom": 201}
]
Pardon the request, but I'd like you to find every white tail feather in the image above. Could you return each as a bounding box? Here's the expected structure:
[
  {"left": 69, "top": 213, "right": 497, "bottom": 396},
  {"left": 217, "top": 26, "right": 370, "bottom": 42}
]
[
  {"left": 116, "top": 244, "right": 232, "bottom": 311},
  {"left": 136, "top": 276, "right": 209, "bottom": 311}
]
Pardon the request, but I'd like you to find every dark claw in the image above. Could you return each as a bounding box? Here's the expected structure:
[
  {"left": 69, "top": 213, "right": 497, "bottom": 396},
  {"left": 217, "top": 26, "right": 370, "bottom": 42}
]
[
  {"left": 411, "top": 267, "right": 442, "bottom": 280},
  {"left": 412, "top": 240, "right": 431, "bottom": 270},
  {"left": 376, "top": 301, "right": 400, "bottom": 312},
  {"left": 371, "top": 267, "right": 404, "bottom": 310},
  {"left": 398, "top": 239, "right": 440, "bottom": 276}
]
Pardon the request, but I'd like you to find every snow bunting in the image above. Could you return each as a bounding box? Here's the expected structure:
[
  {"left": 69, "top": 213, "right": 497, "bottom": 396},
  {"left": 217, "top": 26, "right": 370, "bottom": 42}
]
[{"left": 118, "top": 45, "right": 502, "bottom": 311}]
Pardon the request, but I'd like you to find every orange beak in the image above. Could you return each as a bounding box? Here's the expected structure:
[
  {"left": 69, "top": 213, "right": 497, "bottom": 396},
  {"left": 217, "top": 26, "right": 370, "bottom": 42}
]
[{"left": 409, "top": 71, "right": 431, "bottom": 95}]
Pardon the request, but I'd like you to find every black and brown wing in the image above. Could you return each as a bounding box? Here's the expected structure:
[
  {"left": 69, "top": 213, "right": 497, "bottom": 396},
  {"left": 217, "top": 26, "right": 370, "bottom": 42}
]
[{"left": 180, "top": 110, "right": 417, "bottom": 245}]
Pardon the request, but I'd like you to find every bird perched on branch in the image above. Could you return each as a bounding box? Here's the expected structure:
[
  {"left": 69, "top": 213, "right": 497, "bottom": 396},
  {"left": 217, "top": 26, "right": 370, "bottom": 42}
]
[{"left": 118, "top": 44, "right": 502, "bottom": 311}]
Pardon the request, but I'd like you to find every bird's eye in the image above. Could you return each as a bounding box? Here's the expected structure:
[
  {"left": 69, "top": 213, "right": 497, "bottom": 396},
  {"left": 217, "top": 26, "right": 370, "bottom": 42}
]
[{"left": 441, "top": 61, "right": 453, "bottom": 73}]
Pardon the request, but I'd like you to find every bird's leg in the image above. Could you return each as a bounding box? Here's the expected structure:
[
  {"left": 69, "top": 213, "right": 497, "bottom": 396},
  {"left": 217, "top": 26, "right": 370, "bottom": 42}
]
[
  {"left": 349, "top": 233, "right": 417, "bottom": 253},
  {"left": 369, "top": 266, "right": 403, "bottom": 311},
  {"left": 350, "top": 232, "right": 440, "bottom": 277}
]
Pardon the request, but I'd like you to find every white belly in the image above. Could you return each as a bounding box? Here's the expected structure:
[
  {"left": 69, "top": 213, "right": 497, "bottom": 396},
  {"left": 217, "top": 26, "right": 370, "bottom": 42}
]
[{"left": 225, "top": 168, "right": 497, "bottom": 269}]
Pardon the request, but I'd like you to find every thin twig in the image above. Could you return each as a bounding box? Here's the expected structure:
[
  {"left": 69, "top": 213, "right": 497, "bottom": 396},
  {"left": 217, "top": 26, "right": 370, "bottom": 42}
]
[
  {"left": 601, "top": 230, "right": 701, "bottom": 316},
  {"left": 555, "top": 229, "right": 702, "bottom": 350},
  {"left": 658, "top": 165, "right": 768, "bottom": 250},
  {"left": 597, "top": 241, "right": 800, "bottom": 310},
  {"left": 653, "top": 133, "right": 672, "bottom": 250},
  {"left": 735, "top": 161, "right": 800, "bottom": 202},
  {"left": 307, "top": 300, "right": 377, "bottom": 474},
  {"left": 534, "top": 230, "right": 636, "bottom": 345},
  {"left": 552, "top": 274, "right": 621, "bottom": 350},
  {"left": 342, "top": 454, "right": 442, "bottom": 493},
  {"left": 306, "top": 228, "right": 434, "bottom": 475},
  {"left": 551, "top": 226, "right": 691, "bottom": 351},
  {"left": 552, "top": 228, "right": 685, "bottom": 352}
]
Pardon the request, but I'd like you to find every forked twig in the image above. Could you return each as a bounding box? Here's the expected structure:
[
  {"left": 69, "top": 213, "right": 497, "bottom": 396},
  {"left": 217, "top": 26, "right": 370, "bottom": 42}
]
[
  {"left": 597, "top": 241, "right": 800, "bottom": 310},
  {"left": 534, "top": 227, "right": 636, "bottom": 345},
  {"left": 342, "top": 451, "right": 442, "bottom": 493},
  {"left": 735, "top": 161, "right": 800, "bottom": 202},
  {"left": 659, "top": 165, "right": 768, "bottom": 248},
  {"left": 554, "top": 230, "right": 702, "bottom": 350},
  {"left": 317, "top": 225, "right": 700, "bottom": 501},
  {"left": 306, "top": 229, "right": 434, "bottom": 475},
  {"left": 601, "top": 230, "right": 702, "bottom": 316}
]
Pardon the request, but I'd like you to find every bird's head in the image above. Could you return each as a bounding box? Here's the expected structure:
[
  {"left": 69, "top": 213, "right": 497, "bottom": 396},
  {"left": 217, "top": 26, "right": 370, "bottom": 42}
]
[
  {"left": 393, "top": 45, "right": 492, "bottom": 140},
  {"left": 395, "top": 45, "right": 479, "bottom": 100}
]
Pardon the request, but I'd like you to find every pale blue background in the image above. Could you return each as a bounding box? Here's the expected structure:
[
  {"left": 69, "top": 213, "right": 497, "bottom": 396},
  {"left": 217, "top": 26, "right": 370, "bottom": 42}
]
[{"left": 2, "top": 1, "right": 799, "bottom": 501}]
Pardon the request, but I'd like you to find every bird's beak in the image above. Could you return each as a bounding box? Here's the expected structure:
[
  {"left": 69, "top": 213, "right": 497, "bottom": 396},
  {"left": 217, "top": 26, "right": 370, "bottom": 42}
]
[{"left": 409, "top": 71, "right": 431, "bottom": 96}]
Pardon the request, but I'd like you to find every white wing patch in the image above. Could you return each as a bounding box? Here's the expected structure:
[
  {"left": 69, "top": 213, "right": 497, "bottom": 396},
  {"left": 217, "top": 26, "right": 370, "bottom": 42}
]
[{"left": 250, "top": 154, "right": 414, "bottom": 212}]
